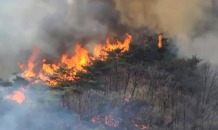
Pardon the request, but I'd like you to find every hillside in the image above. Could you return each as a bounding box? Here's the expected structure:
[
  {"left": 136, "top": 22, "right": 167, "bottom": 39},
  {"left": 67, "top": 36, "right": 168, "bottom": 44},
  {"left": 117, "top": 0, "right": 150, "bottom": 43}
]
[{"left": 1, "top": 29, "right": 218, "bottom": 130}]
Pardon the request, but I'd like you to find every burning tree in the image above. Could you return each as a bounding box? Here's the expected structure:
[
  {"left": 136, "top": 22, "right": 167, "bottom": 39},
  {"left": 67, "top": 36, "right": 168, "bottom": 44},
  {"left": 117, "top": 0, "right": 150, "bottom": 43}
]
[{"left": 3, "top": 28, "right": 218, "bottom": 130}]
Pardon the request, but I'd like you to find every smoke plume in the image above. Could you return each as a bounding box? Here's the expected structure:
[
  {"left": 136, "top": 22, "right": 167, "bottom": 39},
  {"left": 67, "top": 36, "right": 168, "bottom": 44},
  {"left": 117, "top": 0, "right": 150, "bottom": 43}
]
[
  {"left": 112, "top": 0, "right": 218, "bottom": 64},
  {"left": 0, "top": 85, "right": 86, "bottom": 130},
  {"left": 173, "top": 0, "right": 218, "bottom": 64},
  {"left": 2, "top": 0, "right": 218, "bottom": 129},
  {"left": 0, "top": 0, "right": 111, "bottom": 78},
  {"left": 0, "top": 0, "right": 67, "bottom": 78},
  {"left": 1, "top": 0, "right": 218, "bottom": 78},
  {"left": 113, "top": 0, "right": 211, "bottom": 36}
]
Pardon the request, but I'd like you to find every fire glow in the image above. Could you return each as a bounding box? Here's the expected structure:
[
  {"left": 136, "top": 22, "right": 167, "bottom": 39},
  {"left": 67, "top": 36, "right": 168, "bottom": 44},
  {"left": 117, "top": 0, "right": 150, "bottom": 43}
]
[
  {"left": 91, "top": 112, "right": 120, "bottom": 127},
  {"left": 18, "top": 34, "right": 132, "bottom": 86},
  {"left": 4, "top": 34, "right": 163, "bottom": 129},
  {"left": 6, "top": 34, "right": 132, "bottom": 105},
  {"left": 14, "top": 33, "right": 162, "bottom": 87},
  {"left": 5, "top": 91, "right": 25, "bottom": 104},
  {"left": 158, "top": 34, "right": 162, "bottom": 48},
  {"left": 5, "top": 87, "right": 27, "bottom": 104}
]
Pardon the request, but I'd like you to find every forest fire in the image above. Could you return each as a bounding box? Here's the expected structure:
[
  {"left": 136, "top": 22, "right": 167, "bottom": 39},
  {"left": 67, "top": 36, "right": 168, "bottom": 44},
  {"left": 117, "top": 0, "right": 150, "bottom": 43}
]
[
  {"left": 4, "top": 33, "right": 163, "bottom": 129},
  {"left": 17, "top": 34, "right": 132, "bottom": 86},
  {"left": 1, "top": 0, "right": 207, "bottom": 129},
  {"left": 5, "top": 33, "right": 162, "bottom": 105},
  {"left": 5, "top": 34, "right": 132, "bottom": 103}
]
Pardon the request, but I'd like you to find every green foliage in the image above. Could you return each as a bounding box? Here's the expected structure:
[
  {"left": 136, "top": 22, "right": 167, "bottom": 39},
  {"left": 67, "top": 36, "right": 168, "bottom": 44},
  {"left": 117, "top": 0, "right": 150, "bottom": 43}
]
[{"left": 50, "top": 66, "right": 75, "bottom": 88}]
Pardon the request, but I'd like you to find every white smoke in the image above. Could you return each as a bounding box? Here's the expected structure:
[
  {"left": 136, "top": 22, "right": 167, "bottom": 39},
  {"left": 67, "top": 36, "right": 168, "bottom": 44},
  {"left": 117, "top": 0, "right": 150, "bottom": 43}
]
[
  {"left": 0, "top": 0, "right": 109, "bottom": 79},
  {"left": 172, "top": 0, "right": 218, "bottom": 63},
  {"left": 0, "top": 0, "right": 65, "bottom": 78},
  {"left": 176, "top": 31, "right": 218, "bottom": 64}
]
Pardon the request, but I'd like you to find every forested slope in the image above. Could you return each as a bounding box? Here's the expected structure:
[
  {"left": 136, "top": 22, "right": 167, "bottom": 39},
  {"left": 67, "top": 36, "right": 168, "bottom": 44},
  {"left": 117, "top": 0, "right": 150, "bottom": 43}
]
[{"left": 1, "top": 29, "right": 218, "bottom": 130}]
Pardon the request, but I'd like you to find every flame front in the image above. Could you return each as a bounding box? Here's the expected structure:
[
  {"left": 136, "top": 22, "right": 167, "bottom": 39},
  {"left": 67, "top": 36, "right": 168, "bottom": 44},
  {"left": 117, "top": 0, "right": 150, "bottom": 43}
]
[
  {"left": 6, "top": 34, "right": 131, "bottom": 104},
  {"left": 18, "top": 34, "right": 132, "bottom": 86}
]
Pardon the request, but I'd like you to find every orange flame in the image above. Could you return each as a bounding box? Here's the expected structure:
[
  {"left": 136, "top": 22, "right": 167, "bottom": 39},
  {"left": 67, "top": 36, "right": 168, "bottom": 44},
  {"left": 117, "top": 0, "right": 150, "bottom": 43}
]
[
  {"left": 6, "top": 34, "right": 132, "bottom": 103},
  {"left": 17, "top": 34, "right": 132, "bottom": 86},
  {"left": 19, "top": 47, "right": 40, "bottom": 80},
  {"left": 158, "top": 34, "right": 162, "bottom": 48},
  {"left": 132, "top": 119, "right": 147, "bottom": 129},
  {"left": 6, "top": 90, "right": 25, "bottom": 104},
  {"left": 105, "top": 113, "right": 120, "bottom": 127},
  {"left": 91, "top": 112, "right": 120, "bottom": 127},
  {"left": 17, "top": 62, "right": 26, "bottom": 69}
]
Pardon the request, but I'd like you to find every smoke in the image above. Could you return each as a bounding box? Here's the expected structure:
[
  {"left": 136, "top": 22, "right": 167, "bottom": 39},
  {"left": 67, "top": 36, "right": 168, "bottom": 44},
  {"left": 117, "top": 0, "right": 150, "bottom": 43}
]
[
  {"left": 0, "top": 0, "right": 111, "bottom": 79},
  {"left": 3, "top": 0, "right": 218, "bottom": 129},
  {"left": 0, "top": 0, "right": 66, "bottom": 78},
  {"left": 113, "top": 0, "right": 211, "bottom": 36},
  {"left": 1, "top": 0, "right": 218, "bottom": 78},
  {"left": 175, "top": 31, "right": 218, "bottom": 64},
  {"left": 113, "top": 0, "right": 218, "bottom": 63},
  {"left": 173, "top": 0, "right": 218, "bottom": 63},
  {"left": 0, "top": 84, "right": 86, "bottom": 130}
]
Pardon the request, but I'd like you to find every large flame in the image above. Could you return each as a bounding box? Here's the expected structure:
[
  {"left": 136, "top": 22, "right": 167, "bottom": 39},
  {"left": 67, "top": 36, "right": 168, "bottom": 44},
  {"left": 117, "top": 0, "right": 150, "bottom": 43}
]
[
  {"left": 15, "top": 33, "right": 162, "bottom": 87},
  {"left": 18, "top": 34, "right": 132, "bottom": 86},
  {"left": 6, "top": 33, "right": 161, "bottom": 128},
  {"left": 5, "top": 34, "right": 132, "bottom": 104}
]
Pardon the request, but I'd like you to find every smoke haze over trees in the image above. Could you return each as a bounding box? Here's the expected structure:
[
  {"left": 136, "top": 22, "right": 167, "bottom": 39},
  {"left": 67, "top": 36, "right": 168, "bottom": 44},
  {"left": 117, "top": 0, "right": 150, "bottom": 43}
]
[
  {"left": 1, "top": 28, "right": 218, "bottom": 130},
  {"left": 1, "top": 0, "right": 218, "bottom": 78},
  {"left": 1, "top": 0, "right": 218, "bottom": 130}
]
